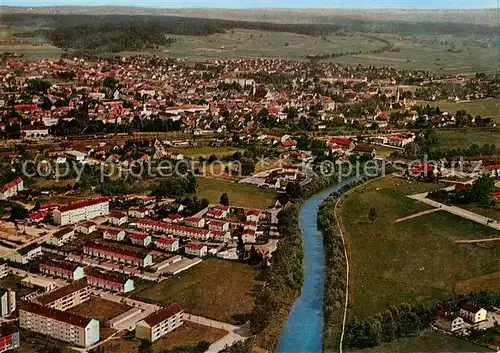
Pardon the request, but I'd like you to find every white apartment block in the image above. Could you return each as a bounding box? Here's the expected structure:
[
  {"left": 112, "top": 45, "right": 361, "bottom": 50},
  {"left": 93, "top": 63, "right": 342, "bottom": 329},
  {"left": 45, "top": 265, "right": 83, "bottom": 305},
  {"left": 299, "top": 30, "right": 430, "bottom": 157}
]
[
  {"left": 19, "top": 301, "right": 99, "bottom": 348},
  {"left": 35, "top": 279, "right": 90, "bottom": 311},
  {"left": 135, "top": 303, "right": 183, "bottom": 342},
  {"left": 53, "top": 198, "right": 109, "bottom": 226}
]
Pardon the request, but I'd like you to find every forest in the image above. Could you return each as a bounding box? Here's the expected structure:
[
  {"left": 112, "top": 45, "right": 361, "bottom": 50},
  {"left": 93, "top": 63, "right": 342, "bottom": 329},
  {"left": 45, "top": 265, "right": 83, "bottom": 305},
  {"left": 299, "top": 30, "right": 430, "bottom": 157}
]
[{"left": 3, "top": 13, "right": 496, "bottom": 55}]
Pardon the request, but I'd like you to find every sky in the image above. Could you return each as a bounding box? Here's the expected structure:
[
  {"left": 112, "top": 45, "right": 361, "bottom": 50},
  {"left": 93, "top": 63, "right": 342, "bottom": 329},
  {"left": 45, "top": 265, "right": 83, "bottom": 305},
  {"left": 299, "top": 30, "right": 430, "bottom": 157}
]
[{"left": 1, "top": 0, "right": 498, "bottom": 9}]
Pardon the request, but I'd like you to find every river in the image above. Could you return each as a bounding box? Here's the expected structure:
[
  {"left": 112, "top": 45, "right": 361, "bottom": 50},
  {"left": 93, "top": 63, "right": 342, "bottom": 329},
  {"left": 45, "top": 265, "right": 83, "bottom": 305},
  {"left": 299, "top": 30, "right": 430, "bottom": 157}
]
[{"left": 275, "top": 178, "right": 356, "bottom": 353}]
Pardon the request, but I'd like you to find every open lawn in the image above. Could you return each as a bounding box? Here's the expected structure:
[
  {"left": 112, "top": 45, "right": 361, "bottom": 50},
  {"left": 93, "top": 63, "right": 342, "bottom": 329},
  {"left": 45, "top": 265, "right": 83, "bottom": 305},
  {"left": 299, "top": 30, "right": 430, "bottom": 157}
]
[
  {"left": 374, "top": 145, "right": 400, "bottom": 157},
  {"left": 100, "top": 322, "right": 226, "bottom": 353},
  {"left": 417, "top": 98, "right": 500, "bottom": 123},
  {"left": 170, "top": 146, "right": 244, "bottom": 158},
  {"left": 68, "top": 296, "right": 131, "bottom": 322},
  {"left": 196, "top": 177, "right": 275, "bottom": 208},
  {"left": 435, "top": 129, "right": 499, "bottom": 150},
  {"left": 133, "top": 259, "right": 256, "bottom": 324},
  {"left": 353, "top": 330, "right": 489, "bottom": 353},
  {"left": 455, "top": 271, "right": 500, "bottom": 294},
  {"left": 340, "top": 176, "right": 500, "bottom": 320}
]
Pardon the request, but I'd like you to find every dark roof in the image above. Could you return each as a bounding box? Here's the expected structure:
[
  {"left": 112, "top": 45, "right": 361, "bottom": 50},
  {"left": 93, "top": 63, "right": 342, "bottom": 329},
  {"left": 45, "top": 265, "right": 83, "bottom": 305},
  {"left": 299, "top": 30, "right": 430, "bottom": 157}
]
[
  {"left": 20, "top": 301, "right": 93, "bottom": 328},
  {"left": 86, "top": 267, "right": 130, "bottom": 285},
  {"left": 143, "top": 303, "right": 183, "bottom": 327},
  {"left": 460, "top": 301, "right": 482, "bottom": 314},
  {"left": 52, "top": 227, "right": 74, "bottom": 239},
  {"left": 40, "top": 259, "right": 80, "bottom": 272},
  {"left": 0, "top": 323, "right": 18, "bottom": 337},
  {"left": 36, "top": 279, "right": 88, "bottom": 305},
  {"left": 17, "top": 242, "right": 41, "bottom": 256}
]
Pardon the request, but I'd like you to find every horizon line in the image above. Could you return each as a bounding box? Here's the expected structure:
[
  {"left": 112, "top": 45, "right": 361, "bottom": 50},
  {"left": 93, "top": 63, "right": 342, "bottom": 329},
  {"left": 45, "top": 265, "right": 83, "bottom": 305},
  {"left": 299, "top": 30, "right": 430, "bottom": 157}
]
[{"left": 1, "top": 5, "right": 496, "bottom": 10}]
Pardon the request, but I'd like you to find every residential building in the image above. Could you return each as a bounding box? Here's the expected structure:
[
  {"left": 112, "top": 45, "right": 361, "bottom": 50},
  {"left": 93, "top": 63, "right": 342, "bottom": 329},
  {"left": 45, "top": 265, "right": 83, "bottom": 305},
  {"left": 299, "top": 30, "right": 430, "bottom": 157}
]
[
  {"left": 164, "top": 213, "right": 183, "bottom": 224},
  {"left": 19, "top": 301, "right": 100, "bottom": 348},
  {"left": 242, "top": 228, "right": 256, "bottom": 243},
  {"left": 12, "top": 243, "right": 42, "bottom": 264},
  {"left": 155, "top": 237, "right": 179, "bottom": 252},
  {"left": 40, "top": 260, "right": 85, "bottom": 281},
  {"left": 137, "top": 219, "right": 211, "bottom": 240},
  {"left": 35, "top": 279, "right": 90, "bottom": 311},
  {"left": 183, "top": 216, "right": 205, "bottom": 228},
  {"left": 86, "top": 268, "right": 134, "bottom": 293},
  {"left": 76, "top": 221, "right": 97, "bottom": 234},
  {"left": 46, "top": 227, "right": 75, "bottom": 247},
  {"left": 0, "top": 324, "right": 20, "bottom": 352},
  {"left": 21, "top": 276, "right": 57, "bottom": 293},
  {"left": 0, "top": 289, "right": 15, "bottom": 317},
  {"left": 0, "top": 177, "right": 23, "bottom": 200},
  {"left": 211, "top": 230, "right": 231, "bottom": 242},
  {"left": 103, "top": 228, "right": 126, "bottom": 241},
  {"left": 65, "top": 150, "right": 87, "bottom": 162},
  {"left": 208, "top": 220, "right": 229, "bottom": 232},
  {"left": 128, "top": 207, "right": 150, "bottom": 218},
  {"left": 108, "top": 212, "right": 128, "bottom": 226},
  {"left": 53, "top": 198, "right": 109, "bottom": 226},
  {"left": 352, "top": 145, "right": 376, "bottom": 158},
  {"left": 459, "top": 302, "right": 487, "bottom": 323},
  {"left": 129, "top": 232, "right": 152, "bottom": 247},
  {"left": 245, "top": 209, "right": 261, "bottom": 223},
  {"left": 184, "top": 242, "right": 207, "bottom": 257},
  {"left": 451, "top": 317, "right": 468, "bottom": 332},
  {"left": 22, "top": 125, "right": 49, "bottom": 137},
  {"left": 135, "top": 303, "right": 183, "bottom": 342},
  {"left": 83, "top": 243, "right": 153, "bottom": 267},
  {"left": 0, "top": 262, "right": 7, "bottom": 279}
]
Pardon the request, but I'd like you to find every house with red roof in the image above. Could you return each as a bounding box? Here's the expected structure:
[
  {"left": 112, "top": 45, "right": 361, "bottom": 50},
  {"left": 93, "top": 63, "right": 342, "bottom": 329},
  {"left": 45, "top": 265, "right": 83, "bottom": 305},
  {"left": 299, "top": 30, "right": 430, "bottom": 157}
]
[
  {"left": 243, "top": 228, "right": 256, "bottom": 243},
  {"left": 1, "top": 177, "right": 23, "bottom": 200},
  {"left": 53, "top": 198, "right": 109, "bottom": 226},
  {"left": 129, "top": 232, "right": 152, "bottom": 247},
  {"left": 103, "top": 228, "right": 126, "bottom": 242},
  {"left": 208, "top": 220, "right": 229, "bottom": 232},
  {"left": 184, "top": 242, "right": 208, "bottom": 257},
  {"left": 245, "top": 209, "right": 261, "bottom": 223},
  {"left": 155, "top": 237, "right": 179, "bottom": 252},
  {"left": 184, "top": 216, "right": 205, "bottom": 228},
  {"left": 83, "top": 243, "right": 153, "bottom": 267},
  {"left": 137, "top": 219, "right": 211, "bottom": 240},
  {"left": 211, "top": 230, "right": 231, "bottom": 242}
]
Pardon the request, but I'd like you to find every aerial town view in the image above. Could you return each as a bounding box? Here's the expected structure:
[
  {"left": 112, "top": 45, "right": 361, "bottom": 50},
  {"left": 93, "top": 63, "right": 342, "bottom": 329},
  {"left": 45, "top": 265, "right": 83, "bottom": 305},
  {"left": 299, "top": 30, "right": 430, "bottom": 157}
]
[{"left": 0, "top": 1, "right": 499, "bottom": 353}]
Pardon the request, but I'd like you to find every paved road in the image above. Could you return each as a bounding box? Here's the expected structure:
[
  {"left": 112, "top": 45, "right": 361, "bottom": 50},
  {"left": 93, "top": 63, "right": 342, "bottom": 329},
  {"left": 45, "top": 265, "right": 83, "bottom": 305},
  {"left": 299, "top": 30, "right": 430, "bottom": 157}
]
[{"left": 408, "top": 192, "right": 500, "bottom": 231}]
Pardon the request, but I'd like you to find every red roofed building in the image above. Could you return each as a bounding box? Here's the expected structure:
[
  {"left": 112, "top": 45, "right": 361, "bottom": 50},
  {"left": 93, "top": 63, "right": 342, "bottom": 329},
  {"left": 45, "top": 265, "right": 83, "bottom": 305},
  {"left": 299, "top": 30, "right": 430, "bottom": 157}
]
[
  {"left": 184, "top": 242, "right": 208, "bottom": 257},
  {"left": 280, "top": 140, "right": 297, "bottom": 150},
  {"left": 103, "top": 228, "right": 126, "bottom": 241},
  {"left": 184, "top": 216, "right": 205, "bottom": 228},
  {"left": 328, "top": 138, "right": 354, "bottom": 150},
  {"left": 0, "top": 324, "right": 20, "bottom": 352},
  {"left": 208, "top": 220, "right": 229, "bottom": 232},
  {"left": 211, "top": 230, "right": 231, "bottom": 242},
  {"left": 1, "top": 177, "right": 23, "bottom": 200},
  {"left": 129, "top": 232, "right": 152, "bottom": 247},
  {"left": 86, "top": 268, "right": 134, "bottom": 293},
  {"left": 137, "top": 219, "right": 211, "bottom": 240},
  {"left": 83, "top": 243, "right": 152, "bottom": 267},
  {"left": 19, "top": 301, "right": 100, "bottom": 348},
  {"left": 155, "top": 237, "right": 179, "bottom": 252},
  {"left": 243, "top": 228, "right": 256, "bottom": 243},
  {"left": 40, "top": 260, "right": 84, "bottom": 281},
  {"left": 53, "top": 198, "right": 109, "bottom": 225},
  {"left": 135, "top": 303, "right": 183, "bottom": 342}
]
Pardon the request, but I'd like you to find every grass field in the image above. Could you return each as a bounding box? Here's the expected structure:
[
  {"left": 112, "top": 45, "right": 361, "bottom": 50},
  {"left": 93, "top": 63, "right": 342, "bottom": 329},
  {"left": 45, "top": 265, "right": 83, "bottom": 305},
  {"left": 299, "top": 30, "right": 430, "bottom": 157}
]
[
  {"left": 196, "top": 177, "right": 275, "bottom": 208},
  {"left": 455, "top": 271, "right": 500, "bottom": 294},
  {"left": 435, "top": 129, "right": 499, "bottom": 149},
  {"left": 170, "top": 146, "right": 244, "bottom": 158},
  {"left": 99, "top": 322, "right": 226, "bottom": 353},
  {"left": 417, "top": 98, "right": 500, "bottom": 123},
  {"left": 133, "top": 259, "right": 257, "bottom": 324},
  {"left": 353, "top": 330, "right": 489, "bottom": 353},
  {"left": 68, "top": 296, "right": 131, "bottom": 322},
  {"left": 340, "top": 176, "right": 500, "bottom": 320},
  {"left": 375, "top": 145, "right": 400, "bottom": 157}
]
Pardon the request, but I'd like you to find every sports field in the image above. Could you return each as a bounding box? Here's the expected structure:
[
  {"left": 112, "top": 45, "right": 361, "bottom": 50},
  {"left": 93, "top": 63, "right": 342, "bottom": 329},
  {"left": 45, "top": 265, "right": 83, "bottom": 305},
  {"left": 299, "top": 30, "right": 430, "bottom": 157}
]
[
  {"left": 340, "top": 176, "right": 500, "bottom": 320},
  {"left": 417, "top": 98, "right": 500, "bottom": 123}
]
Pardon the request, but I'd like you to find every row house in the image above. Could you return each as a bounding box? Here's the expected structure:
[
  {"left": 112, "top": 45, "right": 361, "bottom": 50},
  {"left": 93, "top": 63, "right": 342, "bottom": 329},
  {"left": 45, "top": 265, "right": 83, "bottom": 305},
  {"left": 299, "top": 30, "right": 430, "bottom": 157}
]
[
  {"left": 76, "top": 221, "right": 97, "bottom": 234},
  {"left": 40, "top": 260, "right": 85, "bottom": 281},
  {"left": 0, "top": 177, "right": 23, "bottom": 200},
  {"left": 35, "top": 279, "right": 90, "bottom": 311},
  {"left": 243, "top": 228, "right": 257, "bottom": 244},
  {"left": 183, "top": 216, "right": 205, "bottom": 228},
  {"left": 21, "top": 125, "right": 49, "bottom": 137},
  {"left": 163, "top": 213, "right": 183, "bottom": 224},
  {"left": 208, "top": 220, "right": 229, "bottom": 232},
  {"left": 211, "top": 230, "right": 231, "bottom": 243},
  {"left": 155, "top": 237, "right": 180, "bottom": 252},
  {"left": 128, "top": 207, "right": 150, "bottom": 218},
  {"left": 86, "top": 268, "right": 134, "bottom": 294},
  {"left": 46, "top": 227, "right": 75, "bottom": 247},
  {"left": 0, "top": 324, "right": 20, "bottom": 352},
  {"left": 137, "top": 219, "right": 211, "bottom": 240},
  {"left": 83, "top": 243, "right": 153, "bottom": 267},
  {"left": 245, "top": 209, "right": 261, "bottom": 223},
  {"left": 108, "top": 212, "right": 128, "bottom": 226},
  {"left": 19, "top": 301, "right": 100, "bottom": 348},
  {"left": 12, "top": 243, "right": 42, "bottom": 264},
  {"left": 103, "top": 228, "right": 126, "bottom": 241},
  {"left": 135, "top": 303, "right": 183, "bottom": 342},
  {"left": 129, "top": 232, "right": 152, "bottom": 247},
  {"left": 53, "top": 198, "right": 109, "bottom": 226},
  {"left": 185, "top": 242, "right": 208, "bottom": 257}
]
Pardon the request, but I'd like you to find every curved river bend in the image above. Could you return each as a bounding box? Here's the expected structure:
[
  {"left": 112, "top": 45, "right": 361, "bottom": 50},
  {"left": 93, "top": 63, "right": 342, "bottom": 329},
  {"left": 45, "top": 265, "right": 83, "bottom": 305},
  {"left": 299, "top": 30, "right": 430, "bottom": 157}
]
[{"left": 275, "top": 178, "right": 357, "bottom": 353}]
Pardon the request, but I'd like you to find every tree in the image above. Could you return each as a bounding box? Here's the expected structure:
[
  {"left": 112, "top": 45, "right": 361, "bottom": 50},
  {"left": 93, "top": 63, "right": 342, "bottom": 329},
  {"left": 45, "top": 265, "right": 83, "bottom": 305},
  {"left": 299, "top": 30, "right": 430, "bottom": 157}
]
[
  {"left": 10, "top": 204, "right": 28, "bottom": 220},
  {"left": 468, "top": 176, "right": 494, "bottom": 206},
  {"left": 219, "top": 192, "right": 229, "bottom": 206},
  {"left": 33, "top": 200, "right": 41, "bottom": 211},
  {"left": 240, "top": 158, "right": 255, "bottom": 176},
  {"left": 368, "top": 207, "right": 377, "bottom": 222}
]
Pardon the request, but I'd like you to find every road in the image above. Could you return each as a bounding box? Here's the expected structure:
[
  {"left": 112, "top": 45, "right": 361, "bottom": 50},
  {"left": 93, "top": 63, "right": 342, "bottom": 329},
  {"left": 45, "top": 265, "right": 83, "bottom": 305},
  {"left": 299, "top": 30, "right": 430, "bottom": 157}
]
[{"left": 408, "top": 192, "right": 500, "bottom": 231}]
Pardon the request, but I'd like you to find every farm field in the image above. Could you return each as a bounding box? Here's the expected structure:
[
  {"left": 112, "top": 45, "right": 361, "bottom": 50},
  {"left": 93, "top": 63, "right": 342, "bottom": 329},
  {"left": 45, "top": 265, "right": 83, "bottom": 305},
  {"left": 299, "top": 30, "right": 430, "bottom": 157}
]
[
  {"left": 340, "top": 176, "right": 500, "bottom": 320},
  {"left": 99, "top": 322, "right": 227, "bottom": 353},
  {"left": 416, "top": 98, "right": 500, "bottom": 123},
  {"left": 455, "top": 271, "right": 500, "bottom": 294},
  {"left": 196, "top": 177, "right": 276, "bottom": 208},
  {"left": 353, "top": 330, "right": 489, "bottom": 353},
  {"left": 68, "top": 296, "right": 131, "bottom": 322},
  {"left": 435, "top": 129, "right": 499, "bottom": 149},
  {"left": 133, "top": 259, "right": 257, "bottom": 324},
  {"left": 170, "top": 146, "right": 244, "bottom": 158}
]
